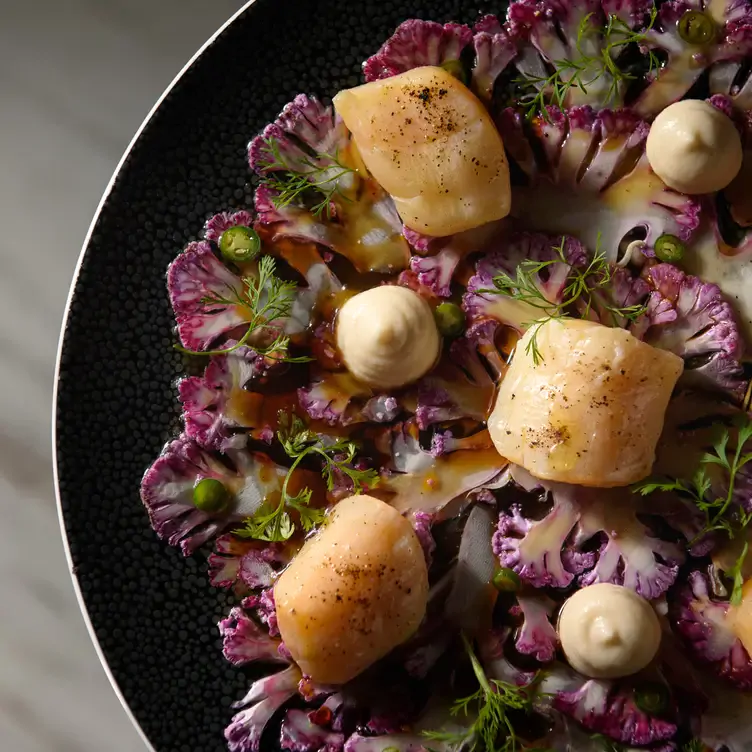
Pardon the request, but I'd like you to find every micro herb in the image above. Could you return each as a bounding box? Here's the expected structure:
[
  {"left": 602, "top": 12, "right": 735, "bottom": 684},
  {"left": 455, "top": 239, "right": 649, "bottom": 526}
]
[
  {"left": 175, "top": 254, "right": 312, "bottom": 361},
  {"left": 634, "top": 417, "right": 752, "bottom": 604},
  {"left": 234, "top": 412, "right": 379, "bottom": 542},
  {"left": 487, "top": 236, "right": 646, "bottom": 365},
  {"left": 516, "top": 7, "right": 660, "bottom": 119},
  {"left": 258, "top": 137, "right": 356, "bottom": 220}
]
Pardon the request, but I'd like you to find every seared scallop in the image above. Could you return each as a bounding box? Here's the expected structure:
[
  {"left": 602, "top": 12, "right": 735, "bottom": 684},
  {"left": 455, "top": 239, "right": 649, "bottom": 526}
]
[
  {"left": 274, "top": 495, "right": 428, "bottom": 684},
  {"left": 333, "top": 66, "right": 511, "bottom": 237},
  {"left": 488, "top": 319, "right": 683, "bottom": 487}
]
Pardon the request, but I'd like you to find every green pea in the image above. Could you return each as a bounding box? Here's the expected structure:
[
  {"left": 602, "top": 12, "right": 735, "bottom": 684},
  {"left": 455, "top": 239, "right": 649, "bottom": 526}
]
[
  {"left": 493, "top": 568, "right": 522, "bottom": 593},
  {"left": 678, "top": 10, "right": 716, "bottom": 45},
  {"left": 434, "top": 302, "right": 466, "bottom": 339},
  {"left": 633, "top": 682, "right": 671, "bottom": 715},
  {"left": 441, "top": 59, "right": 469, "bottom": 86},
  {"left": 193, "top": 478, "right": 229, "bottom": 513},
  {"left": 654, "top": 234, "right": 685, "bottom": 263},
  {"left": 218, "top": 225, "right": 261, "bottom": 264}
]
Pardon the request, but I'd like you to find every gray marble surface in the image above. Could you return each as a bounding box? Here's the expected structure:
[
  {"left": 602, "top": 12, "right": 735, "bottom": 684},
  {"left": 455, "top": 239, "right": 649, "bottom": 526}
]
[{"left": 0, "top": 2, "right": 245, "bottom": 749}]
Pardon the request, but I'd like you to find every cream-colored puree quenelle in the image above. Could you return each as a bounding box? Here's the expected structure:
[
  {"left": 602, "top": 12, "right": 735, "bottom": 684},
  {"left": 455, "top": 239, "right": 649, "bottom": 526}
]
[
  {"left": 488, "top": 319, "right": 684, "bottom": 487},
  {"left": 558, "top": 583, "right": 662, "bottom": 679},
  {"left": 336, "top": 285, "right": 440, "bottom": 389},
  {"left": 646, "top": 99, "right": 742, "bottom": 195}
]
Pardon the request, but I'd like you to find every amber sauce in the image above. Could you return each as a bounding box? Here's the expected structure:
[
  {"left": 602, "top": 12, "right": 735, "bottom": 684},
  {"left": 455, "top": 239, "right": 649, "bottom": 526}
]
[{"left": 235, "top": 228, "right": 512, "bottom": 521}]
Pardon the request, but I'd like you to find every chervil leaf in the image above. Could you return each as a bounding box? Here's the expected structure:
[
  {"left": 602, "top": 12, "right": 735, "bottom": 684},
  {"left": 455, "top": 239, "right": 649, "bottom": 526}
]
[
  {"left": 632, "top": 477, "right": 689, "bottom": 496},
  {"left": 636, "top": 419, "right": 752, "bottom": 567}
]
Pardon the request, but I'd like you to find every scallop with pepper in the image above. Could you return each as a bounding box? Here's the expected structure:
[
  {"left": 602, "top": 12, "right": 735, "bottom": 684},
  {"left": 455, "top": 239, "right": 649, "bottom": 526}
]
[
  {"left": 333, "top": 66, "right": 511, "bottom": 237},
  {"left": 274, "top": 494, "right": 429, "bottom": 684}
]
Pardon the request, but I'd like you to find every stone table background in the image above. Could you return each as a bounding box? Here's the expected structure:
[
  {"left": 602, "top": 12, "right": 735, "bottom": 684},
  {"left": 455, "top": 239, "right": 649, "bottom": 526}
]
[{"left": 0, "top": 2, "right": 245, "bottom": 749}]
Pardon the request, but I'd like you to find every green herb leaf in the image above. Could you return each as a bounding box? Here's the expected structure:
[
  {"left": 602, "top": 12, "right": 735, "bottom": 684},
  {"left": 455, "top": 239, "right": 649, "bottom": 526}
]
[
  {"left": 258, "top": 137, "right": 356, "bottom": 219},
  {"left": 176, "top": 254, "right": 312, "bottom": 362},
  {"left": 423, "top": 634, "right": 548, "bottom": 752},
  {"left": 635, "top": 418, "right": 752, "bottom": 568},
  {"left": 516, "top": 7, "right": 659, "bottom": 119},
  {"left": 235, "top": 412, "right": 378, "bottom": 542},
  {"left": 729, "top": 540, "right": 749, "bottom": 606},
  {"left": 632, "top": 477, "right": 691, "bottom": 496},
  {"left": 487, "top": 236, "right": 646, "bottom": 365}
]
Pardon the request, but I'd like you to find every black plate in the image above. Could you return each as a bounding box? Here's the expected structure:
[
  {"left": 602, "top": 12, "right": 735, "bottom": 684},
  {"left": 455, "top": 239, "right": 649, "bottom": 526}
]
[{"left": 53, "top": 0, "right": 502, "bottom": 750}]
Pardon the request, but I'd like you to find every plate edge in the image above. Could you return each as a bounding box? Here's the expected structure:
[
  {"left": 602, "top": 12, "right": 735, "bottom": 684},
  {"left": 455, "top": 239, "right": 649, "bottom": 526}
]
[{"left": 50, "top": 2, "right": 260, "bottom": 749}]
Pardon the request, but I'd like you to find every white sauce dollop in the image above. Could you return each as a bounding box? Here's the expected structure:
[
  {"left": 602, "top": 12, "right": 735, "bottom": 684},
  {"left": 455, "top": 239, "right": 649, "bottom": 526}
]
[
  {"left": 646, "top": 99, "right": 742, "bottom": 195},
  {"left": 557, "top": 583, "right": 661, "bottom": 679},
  {"left": 335, "top": 286, "right": 440, "bottom": 389}
]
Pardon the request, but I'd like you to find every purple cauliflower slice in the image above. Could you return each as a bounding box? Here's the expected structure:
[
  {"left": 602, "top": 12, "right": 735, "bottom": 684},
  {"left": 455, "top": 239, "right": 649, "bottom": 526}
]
[
  {"left": 463, "top": 232, "right": 587, "bottom": 330},
  {"left": 494, "top": 490, "right": 583, "bottom": 588},
  {"left": 508, "top": 0, "right": 653, "bottom": 109},
  {"left": 493, "top": 466, "right": 684, "bottom": 596},
  {"left": 280, "top": 710, "right": 345, "bottom": 752},
  {"left": 513, "top": 594, "right": 559, "bottom": 662},
  {"left": 362, "top": 19, "right": 473, "bottom": 81},
  {"left": 669, "top": 570, "right": 752, "bottom": 689},
  {"left": 167, "top": 241, "right": 253, "bottom": 351},
  {"left": 250, "top": 95, "right": 350, "bottom": 178},
  {"left": 711, "top": 59, "right": 752, "bottom": 110},
  {"left": 472, "top": 16, "right": 518, "bottom": 103},
  {"left": 250, "top": 95, "right": 409, "bottom": 274},
  {"left": 361, "top": 395, "right": 400, "bottom": 423},
  {"left": 207, "top": 535, "right": 283, "bottom": 590},
  {"left": 415, "top": 332, "right": 498, "bottom": 428},
  {"left": 464, "top": 318, "right": 510, "bottom": 382},
  {"left": 244, "top": 588, "right": 280, "bottom": 637},
  {"left": 380, "top": 422, "right": 507, "bottom": 513},
  {"left": 635, "top": 0, "right": 752, "bottom": 117},
  {"left": 167, "top": 241, "right": 325, "bottom": 352},
  {"left": 204, "top": 210, "right": 256, "bottom": 245},
  {"left": 298, "top": 370, "right": 399, "bottom": 427},
  {"left": 178, "top": 348, "right": 269, "bottom": 451},
  {"left": 403, "top": 226, "right": 442, "bottom": 254},
  {"left": 479, "top": 628, "right": 536, "bottom": 686},
  {"left": 140, "top": 436, "right": 286, "bottom": 555},
  {"left": 410, "top": 511, "right": 436, "bottom": 567},
  {"left": 226, "top": 666, "right": 301, "bottom": 752},
  {"left": 409, "top": 249, "right": 460, "bottom": 298},
  {"left": 218, "top": 606, "right": 289, "bottom": 666},
  {"left": 586, "top": 265, "right": 650, "bottom": 327},
  {"left": 538, "top": 663, "right": 678, "bottom": 745},
  {"left": 631, "top": 263, "right": 746, "bottom": 400},
  {"left": 508, "top": 107, "right": 701, "bottom": 261}
]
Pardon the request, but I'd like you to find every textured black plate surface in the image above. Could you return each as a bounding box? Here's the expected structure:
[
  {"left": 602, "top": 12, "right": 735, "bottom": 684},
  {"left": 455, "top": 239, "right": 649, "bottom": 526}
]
[{"left": 54, "top": 0, "right": 502, "bottom": 750}]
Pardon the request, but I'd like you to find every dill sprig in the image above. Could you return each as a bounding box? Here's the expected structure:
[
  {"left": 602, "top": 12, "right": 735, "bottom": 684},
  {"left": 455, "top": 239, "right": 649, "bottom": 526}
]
[
  {"left": 489, "top": 237, "right": 646, "bottom": 365},
  {"left": 234, "top": 412, "right": 379, "bottom": 542},
  {"left": 423, "top": 634, "right": 548, "bottom": 752},
  {"left": 176, "top": 254, "right": 311, "bottom": 361},
  {"left": 259, "top": 137, "right": 356, "bottom": 219},
  {"left": 516, "top": 8, "right": 660, "bottom": 119},
  {"left": 634, "top": 417, "right": 752, "bottom": 604}
]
